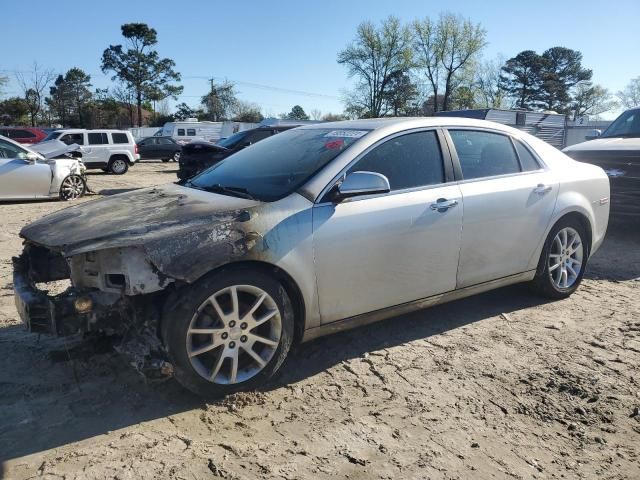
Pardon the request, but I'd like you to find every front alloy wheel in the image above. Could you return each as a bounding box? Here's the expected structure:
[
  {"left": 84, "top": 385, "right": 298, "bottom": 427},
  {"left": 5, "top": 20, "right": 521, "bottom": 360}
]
[
  {"left": 59, "top": 175, "right": 86, "bottom": 200},
  {"left": 162, "top": 268, "right": 294, "bottom": 397},
  {"left": 187, "top": 285, "right": 282, "bottom": 384}
]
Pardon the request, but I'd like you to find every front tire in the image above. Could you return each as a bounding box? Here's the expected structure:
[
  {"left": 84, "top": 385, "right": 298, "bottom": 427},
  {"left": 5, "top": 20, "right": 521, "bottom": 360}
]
[
  {"left": 162, "top": 268, "right": 294, "bottom": 397},
  {"left": 530, "top": 218, "right": 589, "bottom": 299},
  {"left": 59, "top": 174, "right": 86, "bottom": 200}
]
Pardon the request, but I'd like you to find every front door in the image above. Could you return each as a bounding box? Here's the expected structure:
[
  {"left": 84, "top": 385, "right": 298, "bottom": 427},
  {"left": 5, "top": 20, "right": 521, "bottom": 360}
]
[
  {"left": 312, "top": 130, "right": 463, "bottom": 324},
  {"left": 447, "top": 129, "right": 558, "bottom": 288}
]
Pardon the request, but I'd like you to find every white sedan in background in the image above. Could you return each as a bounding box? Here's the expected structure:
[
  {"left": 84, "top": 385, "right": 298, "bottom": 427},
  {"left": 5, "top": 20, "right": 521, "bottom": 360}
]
[{"left": 0, "top": 136, "right": 86, "bottom": 201}]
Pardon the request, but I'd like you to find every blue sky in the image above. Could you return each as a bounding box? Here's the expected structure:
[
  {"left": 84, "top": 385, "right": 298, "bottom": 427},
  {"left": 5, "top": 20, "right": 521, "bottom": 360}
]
[{"left": 2, "top": 0, "right": 639, "bottom": 119}]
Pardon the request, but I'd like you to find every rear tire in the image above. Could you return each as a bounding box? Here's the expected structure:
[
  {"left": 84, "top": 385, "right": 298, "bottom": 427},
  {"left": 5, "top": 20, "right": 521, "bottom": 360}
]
[
  {"left": 530, "top": 218, "right": 589, "bottom": 299},
  {"left": 161, "top": 267, "right": 294, "bottom": 398},
  {"left": 108, "top": 156, "right": 129, "bottom": 175},
  {"left": 172, "top": 151, "right": 181, "bottom": 162}
]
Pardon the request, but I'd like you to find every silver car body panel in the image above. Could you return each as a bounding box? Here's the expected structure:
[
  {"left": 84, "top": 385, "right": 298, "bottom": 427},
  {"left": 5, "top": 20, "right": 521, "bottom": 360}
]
[{"left": 0, "top": 136, "right": 85, "bottom": 201}]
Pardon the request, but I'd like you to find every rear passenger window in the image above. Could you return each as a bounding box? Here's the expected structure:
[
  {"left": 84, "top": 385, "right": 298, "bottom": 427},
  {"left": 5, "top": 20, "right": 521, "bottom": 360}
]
[
  {"left": 178, "top": 129, "right": 185, "bottom": 136},
  {"left": 88, "top": 132, "right": 109, "bottom": 145},
  {"left": 187, "top": 128, "right": 196, "bottom": 136},
  {"left": 449, "top": 130, "right": 520, "bottom": 180},
  {"left": 112, "top": 133, "right": 129, "bottom": 144},
  {"left": 12, "top": 130, "right": 35, "bottom": 139},
  {"left": 514, "top": 140, "right": 541, "bottom": 171},
  {"left": 348, "top": 131, "right": 444, "bottom": 191}
]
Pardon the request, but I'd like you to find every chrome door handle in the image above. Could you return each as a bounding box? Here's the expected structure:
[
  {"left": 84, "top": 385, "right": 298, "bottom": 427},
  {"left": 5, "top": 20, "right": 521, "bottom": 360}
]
[
  {"left": 533, "top": 184, "right": 552, "bottom": 194},
  {"left": 430, "top": 198, "right": 459, "bottom": 211}
]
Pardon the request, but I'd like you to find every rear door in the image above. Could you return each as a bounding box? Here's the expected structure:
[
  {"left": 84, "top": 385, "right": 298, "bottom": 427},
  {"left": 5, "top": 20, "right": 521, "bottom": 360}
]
[
  {"left": 446, "top": 129, "right": 558, "bottom": 288},
  {"left": 85, "top": 132, "right": 110, "bottom": 166}
]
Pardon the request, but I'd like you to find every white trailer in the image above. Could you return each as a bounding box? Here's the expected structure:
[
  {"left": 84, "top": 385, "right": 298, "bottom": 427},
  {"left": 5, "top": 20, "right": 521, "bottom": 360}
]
[
  {"left": 158, "top": 120, "right": 223, "bottom": 144},
  {"left": 158, "top": 120, "right": 258, "bottom": 144}
]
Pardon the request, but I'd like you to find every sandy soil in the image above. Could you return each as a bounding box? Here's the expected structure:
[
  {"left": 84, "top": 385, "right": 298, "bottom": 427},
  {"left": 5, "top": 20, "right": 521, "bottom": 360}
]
[{"left": 0, "top": 162, "right": 638, "bottom": 479}]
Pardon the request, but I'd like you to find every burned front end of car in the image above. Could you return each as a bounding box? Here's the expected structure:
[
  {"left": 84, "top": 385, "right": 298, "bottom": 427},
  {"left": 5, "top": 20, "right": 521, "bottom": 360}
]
[{"left": 13, "top": 243, "right": 171, "bottom": 336}]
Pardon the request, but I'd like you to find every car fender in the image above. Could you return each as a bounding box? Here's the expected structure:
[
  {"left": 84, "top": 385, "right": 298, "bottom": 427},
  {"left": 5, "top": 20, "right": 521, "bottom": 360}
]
[{"left": 107, "top": 149, "right": 137, "bottom": 164}]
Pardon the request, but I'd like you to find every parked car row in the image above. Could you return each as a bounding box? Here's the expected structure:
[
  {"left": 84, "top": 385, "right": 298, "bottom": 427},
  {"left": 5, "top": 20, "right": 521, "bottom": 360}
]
[{"left": 176, "top": 124, "right": 302, "bottom": 179}]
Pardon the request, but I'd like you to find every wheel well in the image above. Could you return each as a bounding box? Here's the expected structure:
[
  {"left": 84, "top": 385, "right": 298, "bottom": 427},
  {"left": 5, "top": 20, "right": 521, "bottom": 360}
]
[
  {"left": 557, "top": 211, "right": 593, "bottom": 255},
  {"left": 190, "top": 261, "right": 307, "bottom": 344}
]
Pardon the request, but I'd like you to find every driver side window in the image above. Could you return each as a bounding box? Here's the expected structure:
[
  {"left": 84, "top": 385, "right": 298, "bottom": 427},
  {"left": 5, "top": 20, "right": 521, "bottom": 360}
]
[
  {"left": 347, "top": 130, "right": 445, "bottom": 191},
  {"left": 0, "top": 139, "right": 28, "bottom": 160}
]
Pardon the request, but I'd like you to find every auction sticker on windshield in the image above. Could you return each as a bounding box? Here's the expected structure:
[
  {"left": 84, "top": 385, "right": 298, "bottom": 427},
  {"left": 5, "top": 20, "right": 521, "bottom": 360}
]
[{"left": 324, "top": 130, "right": 369, "bottom": 138}]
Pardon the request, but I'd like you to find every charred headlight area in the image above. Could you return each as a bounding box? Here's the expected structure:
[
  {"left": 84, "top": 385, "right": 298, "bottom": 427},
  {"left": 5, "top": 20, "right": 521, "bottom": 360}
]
[
  {"left": 13, "top": 243, "right": 170, "bottom": 337},
  {"left": 69, "top": 247, "right": 174, "bottom": 295}
]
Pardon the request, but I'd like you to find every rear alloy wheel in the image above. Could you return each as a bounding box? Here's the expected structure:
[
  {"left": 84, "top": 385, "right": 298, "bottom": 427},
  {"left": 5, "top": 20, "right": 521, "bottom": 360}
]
[
  {"left": 108, "top": 157, "right": 128, "bottom": 175},
  {"left": 162, "top": 269, "right": 294, "bottom": 397},
  {"left": 172, "top": 151, "right": 181, "bottom": 162},
  {"left": 530, "top": 219, "right": 588, "bottom": 299},
  {"left": 59, "top": 175, "right": 86, "bottom": 200}
]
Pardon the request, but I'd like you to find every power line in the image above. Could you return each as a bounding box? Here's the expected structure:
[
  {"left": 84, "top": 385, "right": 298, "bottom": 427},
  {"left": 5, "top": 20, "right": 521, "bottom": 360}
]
[{"left": 0, "top": 69, "right": 341, "bottom": 100}]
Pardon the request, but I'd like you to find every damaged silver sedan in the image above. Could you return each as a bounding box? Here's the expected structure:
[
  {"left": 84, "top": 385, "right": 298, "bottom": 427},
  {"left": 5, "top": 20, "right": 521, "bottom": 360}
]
[
  {"left": 0, "top": 136, "right": 86, "bottom": 201},
  {"left": 13, "top": 118, "right": 610, "bottom": 397}
]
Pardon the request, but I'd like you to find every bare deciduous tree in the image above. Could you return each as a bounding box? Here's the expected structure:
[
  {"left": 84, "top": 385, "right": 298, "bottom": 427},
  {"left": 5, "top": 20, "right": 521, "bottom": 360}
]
[
  {"left": 337, "top": 16, "right": 413, "bottom": 117},
  {"left": 16, "top": 62, "right": 55, "bottom": 126},
  {"left": 571, "top": 83, "right": 617, "bottom": 120},
  {"left": 309, "top": 109, "right": 322, "bottom": 120},
  {"left": 617, "top": 77, "right": 640, "bottom": 109},
  {"left": 413, "top": 13, "right": 486, "bottom": 112}
]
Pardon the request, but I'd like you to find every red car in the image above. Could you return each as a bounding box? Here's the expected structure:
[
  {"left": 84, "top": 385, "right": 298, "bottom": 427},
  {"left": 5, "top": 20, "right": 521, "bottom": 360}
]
[{"left": 0, "top": 127, "right": 47, "bottom": 144}]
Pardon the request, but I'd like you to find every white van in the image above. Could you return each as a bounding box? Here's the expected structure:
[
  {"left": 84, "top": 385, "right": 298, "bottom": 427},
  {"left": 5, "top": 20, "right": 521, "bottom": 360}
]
[{"left": 158, "top": 120, "right": 223, "bottom": 144}]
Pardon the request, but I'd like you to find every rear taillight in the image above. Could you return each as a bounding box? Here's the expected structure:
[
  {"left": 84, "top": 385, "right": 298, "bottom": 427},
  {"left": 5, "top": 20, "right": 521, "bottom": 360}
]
[{"left": 135, "top": 144, "right": 139, "bottom": 154}]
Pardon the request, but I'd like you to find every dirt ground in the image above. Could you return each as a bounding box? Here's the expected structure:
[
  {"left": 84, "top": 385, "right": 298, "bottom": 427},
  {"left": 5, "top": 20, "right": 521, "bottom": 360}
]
[{"left": 0, "top": 162, "right": 639, "bottom": 480}]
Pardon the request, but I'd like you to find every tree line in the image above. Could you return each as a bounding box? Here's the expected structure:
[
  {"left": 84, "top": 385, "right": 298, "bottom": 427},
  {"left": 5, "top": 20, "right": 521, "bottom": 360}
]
[
  {"left": 1, "top": 17, "right": 639, "bottom": 128},
  {"left": 338, "top": 14, "right": 638, "bottom": 120}
]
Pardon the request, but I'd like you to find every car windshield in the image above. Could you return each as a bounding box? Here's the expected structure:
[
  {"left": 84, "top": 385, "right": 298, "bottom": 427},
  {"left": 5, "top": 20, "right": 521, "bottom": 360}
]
[
  {"left": 43, "top": 131, "right": 63, "bottom": 141},
  {"left": 601, "top": 109, "right": 640, "bottom": 138},
  {"left": 188, "top": 128, "right": 370, "bottom": 202},
  {"left": 216, "top": 131, "right": 248, "bottom": 148}
]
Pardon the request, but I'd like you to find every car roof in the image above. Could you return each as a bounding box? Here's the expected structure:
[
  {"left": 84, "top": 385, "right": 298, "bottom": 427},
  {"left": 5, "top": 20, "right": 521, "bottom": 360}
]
[
  {"left": 298, "top": 116, "right": 525, "bottom": 137},
  {"left": 53, "top": 129, "right": 131, "bottom": 133}
]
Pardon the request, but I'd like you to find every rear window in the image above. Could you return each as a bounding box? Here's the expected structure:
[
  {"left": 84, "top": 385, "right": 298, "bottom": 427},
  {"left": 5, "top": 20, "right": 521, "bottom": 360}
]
[
  {"left": 88, "top": 132, "right": 109, "bottom": 145},
  {"left": 112, "top": 133, "right": 129, "bottom": 144},
  {"left": 187, "top": 128, "right": 196, "bottom": 136},
  {"left": 10, "top": 129, "right": 36, "bottom": 139},
  {"left": 514, "top": 140, "right": 541, "bottom": 171}
]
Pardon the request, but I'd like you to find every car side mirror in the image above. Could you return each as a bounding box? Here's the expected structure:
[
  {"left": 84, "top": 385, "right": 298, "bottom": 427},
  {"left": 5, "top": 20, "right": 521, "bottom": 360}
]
[
  {"left": 333, "top": 171, "right": 391, "bottom": 202},
  {"left": 585, "top": 129, "right": 602, "bottom": 141},
  {"left": 25, "top": 152, "right": 40, "bottom": 163}
]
